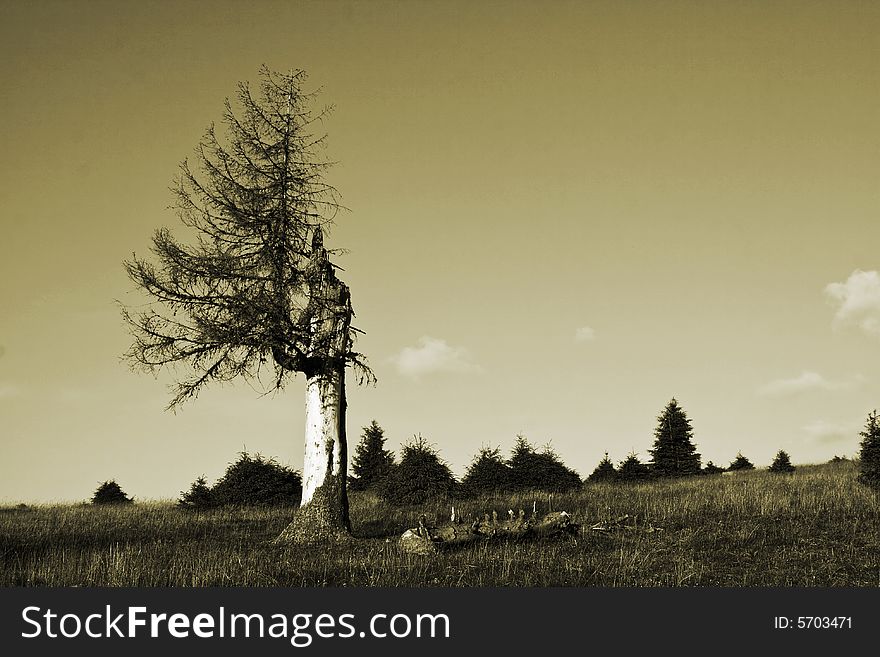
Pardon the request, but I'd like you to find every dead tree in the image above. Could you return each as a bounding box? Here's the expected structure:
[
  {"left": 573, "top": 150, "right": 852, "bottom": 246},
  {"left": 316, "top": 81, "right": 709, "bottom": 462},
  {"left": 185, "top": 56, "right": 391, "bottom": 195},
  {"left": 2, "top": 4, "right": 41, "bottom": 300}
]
[{"left": 120, "top": 68, "right": 372, "bottom": 543}]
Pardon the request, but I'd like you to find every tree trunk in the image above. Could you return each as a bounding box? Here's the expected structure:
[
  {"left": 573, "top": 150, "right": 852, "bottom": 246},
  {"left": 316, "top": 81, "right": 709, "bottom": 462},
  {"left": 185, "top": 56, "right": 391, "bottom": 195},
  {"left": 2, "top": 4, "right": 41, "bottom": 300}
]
[
  {"left": 275, "top": 230, "right": 353, "bottom": 544},
  {"left": 275, "top": 365, "right": 351, "bottom": 543}
]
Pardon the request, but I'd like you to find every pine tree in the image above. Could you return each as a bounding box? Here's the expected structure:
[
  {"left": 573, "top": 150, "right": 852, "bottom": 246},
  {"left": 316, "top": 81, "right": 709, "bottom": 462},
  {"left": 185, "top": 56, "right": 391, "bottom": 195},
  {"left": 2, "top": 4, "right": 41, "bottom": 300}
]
[
  {"left": 617, "top": 452, "right": 650, "bottom": 482},
  {"left": 768, "top": 450, "right": 795, "bottom": 473},
  {"left": 349, "top": 421, "right": 395, "bottom": 491},
  {"left": 857, "top": 409, "right": 880, "bottom": 488},
  {"left": 587, "top": 452, "right": 617, "bottom": 482},
  {"left": 648, "top": 398, "right": 701, "bottom": 477},
  {"left": 461, "top": 446, "right": 513, "bottom": 497},
  {"left": 728, "top": 452, "right": 755, "bottom": 471}
]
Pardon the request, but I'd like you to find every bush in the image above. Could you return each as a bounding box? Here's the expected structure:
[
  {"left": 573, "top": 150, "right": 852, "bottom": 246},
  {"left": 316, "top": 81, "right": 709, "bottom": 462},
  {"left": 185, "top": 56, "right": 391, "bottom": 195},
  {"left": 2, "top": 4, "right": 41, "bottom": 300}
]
[
  {"left": 179, "top": 452, "right": 302, "bottom": 509},
  {"left": 768, "top": 450, "right": 795, "bottom": 473},
  {"left": 461, "top": 446, "right": 513, "bottom": 496},
  {"left": 728, "top": 452, "right": 755, "bottom": 471},
  {"left": 379, "top": 435, "right": 457, "bottom": 506},
  {"left": 507, "top": 436, "right": 582, "bottom": 493},
  {"left": 91, "top": 480, "right": 133, "bottom": 505},
  {"left": 586, "top": 452, "right": 617, "bottom": 482}
]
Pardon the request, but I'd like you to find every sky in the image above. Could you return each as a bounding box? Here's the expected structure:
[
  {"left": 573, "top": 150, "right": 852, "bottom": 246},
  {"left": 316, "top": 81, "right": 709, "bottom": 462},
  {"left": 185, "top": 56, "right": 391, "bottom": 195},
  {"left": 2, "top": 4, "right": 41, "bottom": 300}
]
[{"left": 1, "top": 0, "right": 879, "bottom": 502}]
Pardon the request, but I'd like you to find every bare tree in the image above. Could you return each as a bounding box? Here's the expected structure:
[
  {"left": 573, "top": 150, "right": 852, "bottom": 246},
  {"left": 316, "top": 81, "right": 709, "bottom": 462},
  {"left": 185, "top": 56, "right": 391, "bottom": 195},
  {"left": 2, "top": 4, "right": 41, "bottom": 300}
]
[{"left": 121, "top": 67, "right": 372, "bottom": 542}]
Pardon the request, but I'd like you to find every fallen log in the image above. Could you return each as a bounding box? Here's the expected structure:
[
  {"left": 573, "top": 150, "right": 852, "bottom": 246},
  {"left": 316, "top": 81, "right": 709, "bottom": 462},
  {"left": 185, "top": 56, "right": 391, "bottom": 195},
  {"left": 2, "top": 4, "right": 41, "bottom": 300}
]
[{"left": 398, "top": 508, "right": 578, "bottom": 554}]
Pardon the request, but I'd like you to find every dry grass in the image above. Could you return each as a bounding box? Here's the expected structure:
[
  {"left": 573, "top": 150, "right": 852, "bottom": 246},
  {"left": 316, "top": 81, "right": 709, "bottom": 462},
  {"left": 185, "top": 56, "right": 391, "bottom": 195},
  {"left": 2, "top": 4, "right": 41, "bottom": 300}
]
[{"left": 1, "top": 461, "right": 878, "bottom": 586}]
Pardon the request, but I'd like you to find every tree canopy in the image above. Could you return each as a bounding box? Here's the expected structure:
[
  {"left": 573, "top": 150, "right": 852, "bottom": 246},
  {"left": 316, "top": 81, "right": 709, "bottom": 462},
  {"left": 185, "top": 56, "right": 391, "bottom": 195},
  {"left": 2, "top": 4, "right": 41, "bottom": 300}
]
[{"left": 121, "top": 67, "right": 372, "bottom": 409}]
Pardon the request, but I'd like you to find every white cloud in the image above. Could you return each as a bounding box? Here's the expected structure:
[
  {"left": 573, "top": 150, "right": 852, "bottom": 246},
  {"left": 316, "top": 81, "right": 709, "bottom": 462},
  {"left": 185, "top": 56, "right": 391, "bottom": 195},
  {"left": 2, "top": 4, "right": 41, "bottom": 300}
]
[
  {"left": 825, "top": 269, "right": 880, "bottom": 336},
  {"left": 757, "top": 371, "right": 862, "bottom": 396},
  {"left": 802, "top": 420, "right": 857, "bottom": 445},
  {"left": 391, "top": 336, "right": 480, "bottom": 379},
  {"left": 574, "top": 326, "right": 596, "bottom": 343}
]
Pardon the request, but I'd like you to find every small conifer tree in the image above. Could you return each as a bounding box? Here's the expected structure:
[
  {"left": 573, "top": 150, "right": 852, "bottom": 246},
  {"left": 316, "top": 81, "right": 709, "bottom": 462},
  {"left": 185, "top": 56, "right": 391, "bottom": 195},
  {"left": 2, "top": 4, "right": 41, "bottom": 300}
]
[
  {"left": 379, "top": 435, "right": 457, "bottom": 506},
  {"left": 702, "top": 461, "right": 725, "bottom": 475},
  {"left": 587, "top": 452, "right": 617, "bottom": 482},
  {"left": 178, "top": 476, "right": 216, "bottom": 509},
  {"left": 349, "top": 420, "right": 395, "bottom": 492},
  {"left": 507, "top": 435, "right": 581, "bottom": 492},
  {"left": 768, "top": 450, "right": 795, "bottom": 473},
  {"left": 179, "top": 452, "right": 302, "bottom": 509},
  {"left": 728, "top": 452, "right": 755, "bottom": 471},
  {"left": 92, "top": 480, "right": 133, "bottom": 505},
  {"left": 648, "top": 398, "right": 701, "bottom": 477},
  {"left": 617, "top": 452, "right": 650, "bottom": 481},
  {"left": 461, "top": 446, "right": 513, "bottom": 496},
  {"left": 857, "top": 409, "right": 880, "bottom": 488}
]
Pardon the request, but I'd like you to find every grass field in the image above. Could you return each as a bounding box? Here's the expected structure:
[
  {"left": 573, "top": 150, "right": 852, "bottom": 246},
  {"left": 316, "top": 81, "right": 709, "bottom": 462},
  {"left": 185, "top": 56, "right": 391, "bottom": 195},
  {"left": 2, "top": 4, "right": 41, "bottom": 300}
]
[{"left": 2, "top": 460, "right": 878, "bottom": 587}]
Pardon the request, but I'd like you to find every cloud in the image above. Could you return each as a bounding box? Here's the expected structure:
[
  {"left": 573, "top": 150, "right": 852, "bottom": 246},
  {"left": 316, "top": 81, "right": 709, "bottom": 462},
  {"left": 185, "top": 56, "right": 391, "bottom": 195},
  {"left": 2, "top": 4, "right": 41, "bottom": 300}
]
[
  {"left": 757, "top": 371, "right": 862, "bottom": 396},
  {"left": 391, "top": 336, "right": 480, "bottom": 379},
  {"left": 802, "top": 420, "right": 856, "bottom": 445},
  {"left": 574, "top": 326, "right": 596, "bottom": 343},
  {"left": 825, "top": 269, "right": 880, "bottom": 336}
]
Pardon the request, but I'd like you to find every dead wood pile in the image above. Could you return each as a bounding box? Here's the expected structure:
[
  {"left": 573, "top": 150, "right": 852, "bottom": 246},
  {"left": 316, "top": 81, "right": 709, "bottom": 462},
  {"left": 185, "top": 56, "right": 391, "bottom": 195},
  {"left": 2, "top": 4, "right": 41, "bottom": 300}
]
[{"left": 399, "top": 506, "right": 578, "bottom": 555}]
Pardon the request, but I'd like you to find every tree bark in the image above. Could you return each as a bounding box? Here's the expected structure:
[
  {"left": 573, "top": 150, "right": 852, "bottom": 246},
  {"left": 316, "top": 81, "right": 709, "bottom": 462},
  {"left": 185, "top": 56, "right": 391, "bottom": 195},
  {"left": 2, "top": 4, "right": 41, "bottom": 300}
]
[{"left": 275, "top": 230, "right": 353, "bottom": 544}]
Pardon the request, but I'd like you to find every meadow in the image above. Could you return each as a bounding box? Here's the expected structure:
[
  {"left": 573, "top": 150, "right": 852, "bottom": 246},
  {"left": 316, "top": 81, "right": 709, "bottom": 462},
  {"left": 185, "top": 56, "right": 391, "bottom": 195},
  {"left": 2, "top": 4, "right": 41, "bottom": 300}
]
[{"left": 1, "top": 460, "right": 877, "bottom": 587}]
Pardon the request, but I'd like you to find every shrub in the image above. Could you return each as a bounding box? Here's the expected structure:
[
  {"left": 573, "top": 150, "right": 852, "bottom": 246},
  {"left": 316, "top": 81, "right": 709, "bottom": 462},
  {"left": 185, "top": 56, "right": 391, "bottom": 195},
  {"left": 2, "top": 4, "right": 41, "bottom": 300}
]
[
  {"left": 728, "top": 452, "right": 755, "bottom": 471},
  {"left": 507, "top": 435, "right": 582, "bottom": 493},
  {"left": 179, "top": 452, "right": 302, "bottom": 509},
  {"left": 379, "top": 435, "right": 457, "bottom": 506},
  {"left": 461, "top": 446, "right": 513, "bottom": 496},
  {"left": 91, "top": 480, "right": 133, "bottom": 505},
  {"left": 587, "top": 452, "right": 617, "bottom": 482},
  {"left": 768, "top": 450, "right": 795, "bottom": 473}
]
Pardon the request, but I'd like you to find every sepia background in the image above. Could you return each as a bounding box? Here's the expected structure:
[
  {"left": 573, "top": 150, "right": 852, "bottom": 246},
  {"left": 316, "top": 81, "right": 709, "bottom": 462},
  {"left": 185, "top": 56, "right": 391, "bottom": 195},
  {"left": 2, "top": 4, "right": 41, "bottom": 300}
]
[{"left": 1, "top": 0, "right": 879, "bottom": 502}]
